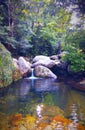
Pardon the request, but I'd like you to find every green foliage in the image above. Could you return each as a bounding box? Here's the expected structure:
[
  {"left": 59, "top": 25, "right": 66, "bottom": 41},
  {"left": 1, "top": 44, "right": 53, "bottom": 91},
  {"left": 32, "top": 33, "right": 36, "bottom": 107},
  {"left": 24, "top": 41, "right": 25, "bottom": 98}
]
[
  {"left": 29, "top": 7, "right": 71, "bottom": 55},
  {"left": 0, "top": 0, "right": 84, "bottom": 58},
  {"left": 0, "top": 0, "right": 71, "bottom": 56},
  {"left": 62, "top": 45, "right": 85, "bottom": 72},
  {"left": 64, "top": 30, "right": 85, "bottom": 51},
  {"left": 0, "top": 0, "right": 32, "bottom": 56},
  {"left": 0, "top": 43, "right": 13, "bottom": 87}
]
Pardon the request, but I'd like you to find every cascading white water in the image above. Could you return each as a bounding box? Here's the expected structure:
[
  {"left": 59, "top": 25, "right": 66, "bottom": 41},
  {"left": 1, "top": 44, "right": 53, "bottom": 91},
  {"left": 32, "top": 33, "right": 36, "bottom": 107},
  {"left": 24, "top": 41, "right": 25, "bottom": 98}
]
[
  {"left": 31, "top": 68, "right": 34, "bottom": 77},
  {"left": 28, "top": 68, "right": 38, "bottom": 79},
  {"left": 24, "top": 68, "right": 38, "bottom": 86}
]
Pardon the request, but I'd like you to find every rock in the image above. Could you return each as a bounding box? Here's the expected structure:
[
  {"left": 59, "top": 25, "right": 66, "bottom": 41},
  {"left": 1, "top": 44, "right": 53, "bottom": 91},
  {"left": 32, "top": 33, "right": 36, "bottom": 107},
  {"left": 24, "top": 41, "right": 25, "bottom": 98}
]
[
  {"left": 56, "top": 61, "right": 68, "bottom": 70},
  {"left": 13, "top": 58, "right": 19, "bottom": 69},
  {"left": 34, "top": 65, "right": 57, "bottom": 79},
  {"left": 12, "top": 58, "right": 22, "bottom": 81},
  {"left": 50, "top": 55, "right": 59, "bottom": 60},
  {"left": 32, "top": 59, "right": 55, "bottom": 68},
  {"left": 43, "top": 125, "right": 52, "bottom": 130},
  {"left": 18, "top": 56, "right": 31, "bottom": 76},
  {"left": 18, "top": 124, "right": 27, "bottom": 130},
  {"left": 79, "top": 79, "right": 85, "bottom": 85},
  {"left": 33, "top": 55, "right": 50, "bottom": 63},
  {"left": 58, "top": 51, "right": 69, "bottom": 59},
  {"left": 32, "top": 55, "right": 60, "bottom": 68},
  {"left": 43, "top": 105, "right": 64, "bottom": 117},
  {"left": 0, "top": 43, "right": 13, "bottom": 88}
]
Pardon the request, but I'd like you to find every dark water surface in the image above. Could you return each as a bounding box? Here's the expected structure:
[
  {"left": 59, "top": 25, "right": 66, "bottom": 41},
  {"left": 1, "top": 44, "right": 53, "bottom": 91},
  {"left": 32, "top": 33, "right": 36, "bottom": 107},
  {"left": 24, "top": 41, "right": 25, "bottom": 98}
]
[{"left": 0, "top": 78, "right": 85, "bottom": 124}]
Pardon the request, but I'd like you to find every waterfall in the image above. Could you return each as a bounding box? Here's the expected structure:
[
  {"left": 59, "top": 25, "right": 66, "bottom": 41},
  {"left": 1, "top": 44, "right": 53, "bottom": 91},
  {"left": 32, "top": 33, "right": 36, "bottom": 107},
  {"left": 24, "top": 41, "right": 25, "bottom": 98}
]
[
  {"left": 24, "top": 68, "right": 38, "bottom": 80},
  {"left": 28, "top": 68, "right": 38, "bottom": 79},
  {"left": 31, "top": 68, "right": 34, "bottom": 77}
]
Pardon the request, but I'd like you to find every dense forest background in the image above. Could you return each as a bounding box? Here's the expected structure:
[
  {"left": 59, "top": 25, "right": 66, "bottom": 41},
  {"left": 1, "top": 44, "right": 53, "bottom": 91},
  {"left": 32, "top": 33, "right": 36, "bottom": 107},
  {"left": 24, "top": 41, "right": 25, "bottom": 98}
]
[{"left": 0, "top": 0, "right": 85, "bottom": 72}]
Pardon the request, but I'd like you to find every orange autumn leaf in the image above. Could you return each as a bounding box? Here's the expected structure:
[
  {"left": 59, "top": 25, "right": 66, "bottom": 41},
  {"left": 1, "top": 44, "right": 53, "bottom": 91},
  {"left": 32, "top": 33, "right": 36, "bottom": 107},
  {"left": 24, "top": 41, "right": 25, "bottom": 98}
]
[
  {"left": 38, "top": 122, "right": 48, "bottom": 129},
  {"left": 25, "top": 114, "right": 36, "bottom": 123},
  {"left": 77, "top": 124, "right": 85, "bottom": 130},
  {"left": 11, "top": 114, "right": 23, "bottom": 126},
  {"left": 53, "top": 116, "right": 71, "bottom": 124}
]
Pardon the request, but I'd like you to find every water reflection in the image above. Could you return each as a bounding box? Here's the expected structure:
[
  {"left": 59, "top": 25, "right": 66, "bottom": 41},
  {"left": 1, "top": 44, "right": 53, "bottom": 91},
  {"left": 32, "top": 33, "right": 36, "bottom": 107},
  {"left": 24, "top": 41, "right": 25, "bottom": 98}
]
[
  {"left": 0, "top": 78, "right": 85, "bottom": 124},
  {"left": 33, "top": 78, "right": 59, "bottom": 91}
]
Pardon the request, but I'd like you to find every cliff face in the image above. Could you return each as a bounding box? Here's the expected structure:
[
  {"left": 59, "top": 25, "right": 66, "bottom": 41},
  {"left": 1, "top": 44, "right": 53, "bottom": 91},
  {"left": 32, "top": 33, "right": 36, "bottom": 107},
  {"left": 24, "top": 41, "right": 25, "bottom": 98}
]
[{"left": 0, "top": 43, "right": 13, "bottom": 88}]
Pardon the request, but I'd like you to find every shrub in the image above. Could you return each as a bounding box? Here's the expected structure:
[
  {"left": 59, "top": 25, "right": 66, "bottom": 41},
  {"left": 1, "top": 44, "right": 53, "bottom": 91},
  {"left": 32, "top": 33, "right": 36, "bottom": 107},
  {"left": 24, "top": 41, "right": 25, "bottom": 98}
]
[{"left": 62, "top": 45, "right": 85, "bottom": 72}]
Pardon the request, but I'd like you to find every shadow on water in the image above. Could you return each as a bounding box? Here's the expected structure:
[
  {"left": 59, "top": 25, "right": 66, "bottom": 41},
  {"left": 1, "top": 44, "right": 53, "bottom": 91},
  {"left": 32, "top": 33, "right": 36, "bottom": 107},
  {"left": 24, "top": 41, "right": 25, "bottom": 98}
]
[{"left": 0, "top": 77, "right": 85, "bottom": 124}]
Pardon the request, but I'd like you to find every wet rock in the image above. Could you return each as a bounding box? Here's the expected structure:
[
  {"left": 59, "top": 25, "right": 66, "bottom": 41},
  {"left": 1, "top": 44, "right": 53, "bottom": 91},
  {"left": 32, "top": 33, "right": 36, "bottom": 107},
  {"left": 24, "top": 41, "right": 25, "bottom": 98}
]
[
  {"left": 43, "top": 105, "right": 64, "bottom": 117},
  {"left": 43, "top": 125, "right": 52, "bottom": 130},
  {"left": 18, "top": 124, "right": 27, "bottom": 130},
  {"left": 34, "top": 65, "right": 57, "bottom": 79}
]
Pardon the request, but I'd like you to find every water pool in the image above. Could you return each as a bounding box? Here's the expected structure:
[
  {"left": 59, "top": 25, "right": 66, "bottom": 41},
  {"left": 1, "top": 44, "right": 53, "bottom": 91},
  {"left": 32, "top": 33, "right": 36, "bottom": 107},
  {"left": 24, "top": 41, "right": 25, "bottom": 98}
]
[{"left": 0, "top": 78, "right": 85, "bottom": 129}]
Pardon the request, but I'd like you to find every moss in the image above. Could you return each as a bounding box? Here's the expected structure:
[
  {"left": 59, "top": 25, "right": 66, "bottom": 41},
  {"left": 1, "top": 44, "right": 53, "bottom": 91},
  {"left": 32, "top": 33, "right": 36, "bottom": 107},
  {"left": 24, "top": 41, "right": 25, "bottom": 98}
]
[
  {"left": 12, "top": 68, "right": 22, "bottom": 81},
  {"left": 0, "top": 43, "right": 13, "bottom": 88}
]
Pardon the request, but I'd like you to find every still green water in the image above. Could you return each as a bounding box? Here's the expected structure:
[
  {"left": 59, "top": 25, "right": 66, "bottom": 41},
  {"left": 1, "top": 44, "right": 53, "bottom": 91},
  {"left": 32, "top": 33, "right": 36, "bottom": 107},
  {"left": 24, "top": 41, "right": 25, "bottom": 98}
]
[{"left": 0, "top": 78, "right": 85, "bottom": 124}]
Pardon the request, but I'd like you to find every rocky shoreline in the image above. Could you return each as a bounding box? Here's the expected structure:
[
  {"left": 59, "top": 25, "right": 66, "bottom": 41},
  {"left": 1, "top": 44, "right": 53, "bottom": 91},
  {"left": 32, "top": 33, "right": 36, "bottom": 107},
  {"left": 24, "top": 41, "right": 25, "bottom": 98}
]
[{"left": 0, "top": 43, "right": 85, "bottom": 90}]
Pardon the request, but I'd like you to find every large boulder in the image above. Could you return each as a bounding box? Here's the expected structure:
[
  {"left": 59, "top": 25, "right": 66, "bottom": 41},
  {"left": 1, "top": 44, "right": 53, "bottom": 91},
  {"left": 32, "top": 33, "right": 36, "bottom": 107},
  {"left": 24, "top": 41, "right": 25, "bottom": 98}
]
[
  {"left": 34, "top": 65, "right": 57, "bottom": 79},
  {"left": 43, "top": 105, "right": 64, "bottom": 116},
  {"left": 13, "top": 58, "right": 19, "bottom": 69},
  {"left": 0, "top": 44, "right": 24, "bottom": 88},
  {"left": 12, "top": 58, "right": 22, "bottom": 81},
  {"left": 18, "top": 56, "right": 32, "bottom": 76},
  {"left": 33, "top": 55, "right": 50, "bottom": 63},
  {"left": 32, "top": 55, "right": 60, "bottom": 68},
  {"left": 0, "top": 43, "right": 13, "bottom": 88}
]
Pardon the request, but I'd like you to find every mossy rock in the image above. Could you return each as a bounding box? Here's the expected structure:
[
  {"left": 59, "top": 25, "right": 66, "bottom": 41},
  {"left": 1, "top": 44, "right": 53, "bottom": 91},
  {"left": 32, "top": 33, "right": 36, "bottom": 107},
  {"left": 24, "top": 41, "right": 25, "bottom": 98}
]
[
  {"left": 12, "top": 66, "right": 22, "bottom": 81},
  {"left": 43, "top": 105, "right": 64, "bottom": 117},
  {"left": 0, "top": 43, "right": 13, "bottom": 88}
]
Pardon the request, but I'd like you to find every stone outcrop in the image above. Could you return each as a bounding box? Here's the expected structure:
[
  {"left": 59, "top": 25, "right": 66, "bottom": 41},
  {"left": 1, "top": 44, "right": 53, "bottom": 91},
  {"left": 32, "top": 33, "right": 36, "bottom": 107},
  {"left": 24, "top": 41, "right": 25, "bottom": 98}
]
[
  {"left": 43, "top": 105, "right": 64, "bottom": 116},
  {"left": 32, "top": 55, "right": 60, "bottom": 68},
  {"left": 12, "top": 58, "right": 22, "bottom": 81},
  {"left": 32, "top": 55, "right": 68, "bottom": 79},
  {"left": 34, "top": 65, "right": 57, "bottom": 79},
  {"left": 13, "top": 57, "right": 32, "bottom": 78},
  {"left": 0, "top": 44, "right": 32, "bottom": 88},
  {"left": 0, "top": 43, "right": 13, "bottom": 88},
  {"left": 18, "top": 56, "right": 32, "bottom": 76},
  {"left": 13, "top": 58, "right": 19, "bottom": 69},
  {"left": 33, "top": 55, "right": 50, "bottom": 63}
]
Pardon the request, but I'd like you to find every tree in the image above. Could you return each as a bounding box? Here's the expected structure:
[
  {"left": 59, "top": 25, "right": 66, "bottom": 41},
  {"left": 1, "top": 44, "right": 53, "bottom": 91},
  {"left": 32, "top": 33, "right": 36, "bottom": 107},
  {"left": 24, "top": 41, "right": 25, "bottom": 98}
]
[
  {"left": 0, "top": 0, "right": 84, "bottom": 56},
  {"left": 21, "top": 0, "right": 71, "bottom": 55},
  {"left": 0, "top": 0, "right": 32, "bottom": 56}
]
